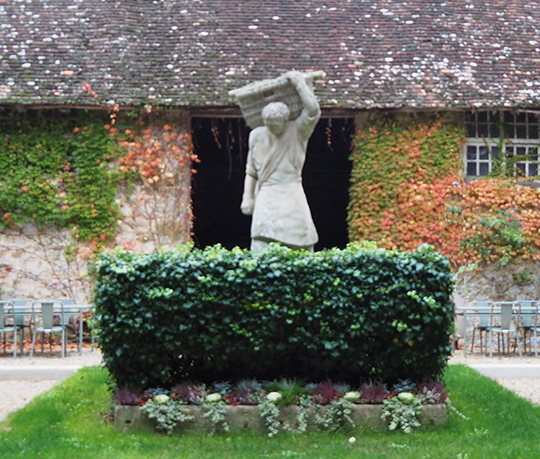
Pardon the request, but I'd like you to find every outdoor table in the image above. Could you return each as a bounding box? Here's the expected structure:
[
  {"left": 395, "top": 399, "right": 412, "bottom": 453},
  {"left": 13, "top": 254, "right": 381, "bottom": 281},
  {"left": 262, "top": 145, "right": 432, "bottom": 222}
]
[{"left": 64, "top": 304, "right": 94, "bottom": 355}]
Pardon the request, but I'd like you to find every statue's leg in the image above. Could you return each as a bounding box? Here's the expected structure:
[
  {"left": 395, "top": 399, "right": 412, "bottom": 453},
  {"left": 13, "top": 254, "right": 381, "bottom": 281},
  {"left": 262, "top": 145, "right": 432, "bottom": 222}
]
[{"left": 250, "top": 239, "right": 269, "bottom": 252}]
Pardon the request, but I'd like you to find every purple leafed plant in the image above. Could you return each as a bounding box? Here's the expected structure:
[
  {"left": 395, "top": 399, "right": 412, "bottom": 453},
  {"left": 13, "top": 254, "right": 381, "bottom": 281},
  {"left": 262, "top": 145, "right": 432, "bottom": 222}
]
[
  {"left": 417, "top": 380, "right": 448, "bottom": 404},
  {"left": 171, "top": 382, "right": 207, "bottom": 405},
  {"left": 234, "top": 389, "right": 258, "bottom": 405},
  {"left": 113, "top": 386, "right": 141, "bottom": 406},
  {"left": 310, "top": 380, "right": 339, "bottom": 405},
  {"left": 360, "top": 380, "right": 389, "bottom": 404},
  {"left": 234, "top": 379, "right": 263, "bottom": 405}
]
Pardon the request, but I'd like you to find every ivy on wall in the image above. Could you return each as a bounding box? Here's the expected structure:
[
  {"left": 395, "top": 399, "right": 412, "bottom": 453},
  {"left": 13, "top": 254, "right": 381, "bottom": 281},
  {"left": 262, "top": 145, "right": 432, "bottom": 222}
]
[
  {"left": 0, "top": 110, "right": 195, "bottom": 250},
  {"left": 458, "top": 179, "right": 540, "bottom": 266},
  {"left": 348, "top": 113, "right": 464, "bottom": 265},
  {"left": 115, "top": 121, "right": 196, "bottom": 248},
  {"left": 348, "top": 112, "right": 540, "bottom": 268},
  {"left": 0, "top": 109, "right": 195, "bottom": 301},
  {"left": 0, "top": 111, "right": 122, "bottom": 243}
]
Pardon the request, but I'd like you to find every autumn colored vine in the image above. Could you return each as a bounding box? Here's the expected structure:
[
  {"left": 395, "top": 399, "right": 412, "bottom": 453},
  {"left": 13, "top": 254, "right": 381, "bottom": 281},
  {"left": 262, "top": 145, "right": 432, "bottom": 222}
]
[
  {"left": 0, "top": 108, "right": 196, "bottom": 300},
  {"left": 348, "top": 114, "right": 465, "bottom": 265},
  {"left": 114, "top": 121, "right": 197, "bottom": 249},
  {"left": 459, "top": 179, "right": 540, "bottom": 266},
  {"left": 348, "top": 113, "right": 540, "bottom": 269}
]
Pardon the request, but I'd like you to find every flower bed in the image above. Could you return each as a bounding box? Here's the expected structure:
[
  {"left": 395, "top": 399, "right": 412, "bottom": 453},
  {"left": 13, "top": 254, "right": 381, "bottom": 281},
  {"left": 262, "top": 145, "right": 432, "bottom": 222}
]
[
  {"left": 113, "top": 379, "right": 450, "bottom": 436},
  {"left": 114, "top": 403, "right": 446, "bottom": 434}
]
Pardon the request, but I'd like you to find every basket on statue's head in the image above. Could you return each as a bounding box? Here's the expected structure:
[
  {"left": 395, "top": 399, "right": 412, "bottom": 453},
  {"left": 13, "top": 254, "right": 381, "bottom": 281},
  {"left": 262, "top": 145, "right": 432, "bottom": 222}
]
[{"left": 229, "top": 71, "right": 325, "bottom": 129}]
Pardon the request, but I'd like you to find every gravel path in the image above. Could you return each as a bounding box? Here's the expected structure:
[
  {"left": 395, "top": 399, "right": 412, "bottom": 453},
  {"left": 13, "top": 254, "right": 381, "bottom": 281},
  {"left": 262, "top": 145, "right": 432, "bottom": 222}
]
[
  {"left": 1, "top": 348, "right": 540, "bottom": 425},
  {"left": 0, "top": 348, "right": 102, "bottom": 424}
]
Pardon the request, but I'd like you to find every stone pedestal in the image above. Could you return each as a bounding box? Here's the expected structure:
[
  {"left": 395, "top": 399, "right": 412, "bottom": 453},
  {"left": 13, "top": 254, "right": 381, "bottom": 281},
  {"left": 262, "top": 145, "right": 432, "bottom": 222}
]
[{"left": 114, "top": 403, "right": 446, "bottom": 434}]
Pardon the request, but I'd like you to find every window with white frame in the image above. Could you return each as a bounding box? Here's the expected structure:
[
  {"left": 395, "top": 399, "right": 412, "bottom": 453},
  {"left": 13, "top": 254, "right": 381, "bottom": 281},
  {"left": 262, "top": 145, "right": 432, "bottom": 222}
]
[{"left": 465, "top": 111, "right": 540, "bottom": 178}]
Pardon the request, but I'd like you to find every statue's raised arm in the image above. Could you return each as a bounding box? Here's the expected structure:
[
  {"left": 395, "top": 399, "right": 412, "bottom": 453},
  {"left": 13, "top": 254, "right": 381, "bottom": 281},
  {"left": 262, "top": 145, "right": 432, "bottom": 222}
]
[
  {"left": 284, "top": 70, "right": 321, "bottom": 119},
  {"left": 233, "top": 70, "right": 324, "bottom": 252}
]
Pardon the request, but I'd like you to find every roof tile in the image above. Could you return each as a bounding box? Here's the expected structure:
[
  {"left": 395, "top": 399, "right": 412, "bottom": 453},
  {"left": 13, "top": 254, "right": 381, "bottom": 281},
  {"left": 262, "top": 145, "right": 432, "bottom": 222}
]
[{"left": 1, "top": 0, "right": 540, "bottom": 110}]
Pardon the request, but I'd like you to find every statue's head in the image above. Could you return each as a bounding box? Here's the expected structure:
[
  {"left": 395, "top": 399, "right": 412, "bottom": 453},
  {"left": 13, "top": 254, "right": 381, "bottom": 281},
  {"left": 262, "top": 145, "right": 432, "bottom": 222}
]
[{"left": 262, "top": 102, "right": 290, "bottom": 136}]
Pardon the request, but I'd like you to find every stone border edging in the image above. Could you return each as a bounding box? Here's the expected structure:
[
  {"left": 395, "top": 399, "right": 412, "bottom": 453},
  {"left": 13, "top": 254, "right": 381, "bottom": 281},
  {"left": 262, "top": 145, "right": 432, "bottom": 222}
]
[{"left": 115, "top": 404, "right": 446, "bottom": 434}]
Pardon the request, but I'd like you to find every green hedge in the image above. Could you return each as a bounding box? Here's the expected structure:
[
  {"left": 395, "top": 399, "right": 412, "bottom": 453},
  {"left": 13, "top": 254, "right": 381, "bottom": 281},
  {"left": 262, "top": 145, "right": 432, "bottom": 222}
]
[{"left": 94, "top": 243, "right": 455, "bottom": 390}]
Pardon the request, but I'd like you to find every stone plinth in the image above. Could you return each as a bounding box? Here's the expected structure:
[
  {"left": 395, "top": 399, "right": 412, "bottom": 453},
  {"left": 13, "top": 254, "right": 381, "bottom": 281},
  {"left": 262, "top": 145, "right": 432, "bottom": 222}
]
[{"left": 114, "top": 404, "right": 446, "bottom": 434}]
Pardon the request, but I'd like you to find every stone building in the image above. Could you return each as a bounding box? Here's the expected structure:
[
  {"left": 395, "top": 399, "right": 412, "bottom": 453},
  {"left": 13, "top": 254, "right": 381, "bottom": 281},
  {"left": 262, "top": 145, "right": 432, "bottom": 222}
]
[{"left": 1, "top": 0, "right": 540, "bottom": 301}]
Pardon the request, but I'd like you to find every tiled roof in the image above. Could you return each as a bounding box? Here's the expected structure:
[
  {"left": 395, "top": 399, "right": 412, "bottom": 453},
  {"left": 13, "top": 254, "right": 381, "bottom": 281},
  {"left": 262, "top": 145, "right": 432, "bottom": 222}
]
[{"left": 1, "top": 0, "right": 540, "bottom": 110}]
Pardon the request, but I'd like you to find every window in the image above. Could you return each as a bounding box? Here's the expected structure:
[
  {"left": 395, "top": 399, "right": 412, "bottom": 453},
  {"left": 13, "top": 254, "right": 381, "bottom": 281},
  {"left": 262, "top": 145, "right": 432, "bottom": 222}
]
[{"left": 465, "top": 111, "right": 540, "bottom": 178}]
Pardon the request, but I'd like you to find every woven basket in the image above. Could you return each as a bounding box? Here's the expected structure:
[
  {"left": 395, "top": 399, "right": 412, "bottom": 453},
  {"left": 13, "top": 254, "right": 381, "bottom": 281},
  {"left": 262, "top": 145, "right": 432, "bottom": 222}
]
[{"left": 229, "top": 71, "right": 324, "bottom": 129}]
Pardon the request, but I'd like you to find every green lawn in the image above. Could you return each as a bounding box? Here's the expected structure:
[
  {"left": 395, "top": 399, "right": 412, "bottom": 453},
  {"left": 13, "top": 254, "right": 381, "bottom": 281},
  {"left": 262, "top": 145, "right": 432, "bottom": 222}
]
[{"left": 0, "top": 364, "right": 539, "bottom": 458}]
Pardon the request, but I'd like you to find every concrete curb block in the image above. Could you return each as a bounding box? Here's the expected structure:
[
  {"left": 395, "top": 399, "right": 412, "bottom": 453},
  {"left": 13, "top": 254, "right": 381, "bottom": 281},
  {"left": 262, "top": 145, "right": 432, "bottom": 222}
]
[{"left": 0, "top": 366, "right": 83, "bottom": 380}]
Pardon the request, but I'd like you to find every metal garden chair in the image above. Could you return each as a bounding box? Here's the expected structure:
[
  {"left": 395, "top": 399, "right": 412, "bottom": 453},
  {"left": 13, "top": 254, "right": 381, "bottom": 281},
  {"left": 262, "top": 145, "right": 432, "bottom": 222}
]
[
  {"left": 0, "top": 301, "right": 17, "bottom": 359},
  {"left": 30, "top": 300, "right": 67, "bottom": 359},
  {"left": 516, "top": 300, "right": 539, "bottom": 357},
  {"left": 487, "top": 301, "right": 523, "bottom": 358}
]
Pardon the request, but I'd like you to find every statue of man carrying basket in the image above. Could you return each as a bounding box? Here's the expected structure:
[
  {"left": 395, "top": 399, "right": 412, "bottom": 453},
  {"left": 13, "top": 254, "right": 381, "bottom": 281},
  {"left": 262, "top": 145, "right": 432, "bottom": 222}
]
[{"left": 233, "top": 70, "right": 323, "bottom": 252}]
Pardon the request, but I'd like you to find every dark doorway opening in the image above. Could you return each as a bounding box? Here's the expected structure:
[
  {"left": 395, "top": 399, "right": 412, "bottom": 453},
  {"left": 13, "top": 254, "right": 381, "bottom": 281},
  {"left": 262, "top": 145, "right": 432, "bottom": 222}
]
[{"left": 191, "top": 117, "right": 353, "bottom": 250}]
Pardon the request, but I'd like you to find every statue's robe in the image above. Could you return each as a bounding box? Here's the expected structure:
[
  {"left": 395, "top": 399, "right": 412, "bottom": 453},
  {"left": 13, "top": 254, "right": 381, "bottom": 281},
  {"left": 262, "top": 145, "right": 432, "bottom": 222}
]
[{"left": 245, "top": 109, "right": 320, "bottom": 248}]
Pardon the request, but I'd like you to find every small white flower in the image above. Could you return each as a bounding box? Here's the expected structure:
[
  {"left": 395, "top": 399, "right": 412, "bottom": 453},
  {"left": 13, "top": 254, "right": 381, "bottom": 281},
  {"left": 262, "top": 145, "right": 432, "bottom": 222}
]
[
  {"left": 348, "top": 436, "right": 356, "bottom": 444},
  {"left": 343, "top": 391, "right": 361, "bottom": 402},
  {"left": 206, "top": 392, "right": 222, "bottom": 403},
  {"left": 266, "top": 391, "right": 282, "bottom": 403},
  {"left": 154, "top": 394, "right": 169, "bottom": 404}
]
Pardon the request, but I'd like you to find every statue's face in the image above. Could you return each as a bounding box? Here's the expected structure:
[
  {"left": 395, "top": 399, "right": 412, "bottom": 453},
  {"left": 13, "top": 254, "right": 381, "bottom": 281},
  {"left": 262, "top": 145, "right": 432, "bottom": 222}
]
[{"left": 264, "top": 117, "right": 287, "bottom": 136}]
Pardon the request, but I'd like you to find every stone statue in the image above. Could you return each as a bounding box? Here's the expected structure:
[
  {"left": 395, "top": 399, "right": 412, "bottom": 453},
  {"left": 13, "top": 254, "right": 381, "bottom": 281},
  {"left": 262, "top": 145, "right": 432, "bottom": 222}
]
[{"left": 240, "top": 71, "right": 321, "bottom": 252}]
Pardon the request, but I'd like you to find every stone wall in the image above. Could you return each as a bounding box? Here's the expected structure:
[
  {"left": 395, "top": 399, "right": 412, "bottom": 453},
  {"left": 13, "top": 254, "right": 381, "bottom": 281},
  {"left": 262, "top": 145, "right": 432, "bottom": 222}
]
[
  {"left": 0, "top": 111, "right": 193, "bottom": 303},
  {"left": 455, "top": 261, "right": 540, "bottom": 302}
]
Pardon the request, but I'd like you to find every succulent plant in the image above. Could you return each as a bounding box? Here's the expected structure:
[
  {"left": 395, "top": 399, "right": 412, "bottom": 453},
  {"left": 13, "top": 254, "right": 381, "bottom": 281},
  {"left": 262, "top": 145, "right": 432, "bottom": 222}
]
[{"left": 392, "top": 378, "right": 416, "bottom": 394}]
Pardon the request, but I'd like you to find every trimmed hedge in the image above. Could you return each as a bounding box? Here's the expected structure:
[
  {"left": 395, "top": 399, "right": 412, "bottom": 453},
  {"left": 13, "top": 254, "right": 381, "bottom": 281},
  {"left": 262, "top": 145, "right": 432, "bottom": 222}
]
[{"left": 94, "top": 243, "right": 455, "bottom": 390}]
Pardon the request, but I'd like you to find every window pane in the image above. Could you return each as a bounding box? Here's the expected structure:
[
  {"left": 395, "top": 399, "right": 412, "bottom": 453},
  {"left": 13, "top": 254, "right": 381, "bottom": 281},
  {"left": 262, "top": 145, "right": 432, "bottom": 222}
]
[
  {"left": 516, "top": 125, "right": 527, "bottom": 138},
  {"left": 516, "top": 163, "right": 526, "bottom": 175},
  {"left": 477, "top": 112, "right": 488, "bottom": 122},
  {"left": 530, "top": 163, "right": 538, "bottom": 176},
  {"left": 491, "top": 146, "right": 499, "bottom": 159},
  {"left": 466, "top": 123, "right": 476, "bottom": 137},
  {"left": 517, "top": 147, "right": 526, "bottom": 156},
  {"left": 467, "top": 146, "right": 477, "bottom": 160},
  {"left": 490, "top": 124, "right": 500, "bottom": 137},
  {"left": 528, "top": 113, "right": 537, "bottom": 124},
  {"left": 507, "top": 125, "right": 515, "bottom": 138},
  {"left": 467, "top": 163, "right": 477, "bottom": 176},
  {"left": 479, "top": 146, "right": 489, "bottom": 159},
  {"left": 465, "top": 112, "right": 475, "bottom": 123},
  {"left": 529, "top": 124, "right": 538, "bottom": 139},
  {"left": 516, "top": 113, "right": 526, "bottom": 123},
  {"left": 478, "top": 123, "right": 488, "bottom": 137},
  {"left": 479, "top": 163, "right": 489, "bottom": 176},
  {"left": 530, "top": 148, "right": 538, "bottom": 160},
  {"left": 504, "top": 111, "right": 514, "bottom": 123}
]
